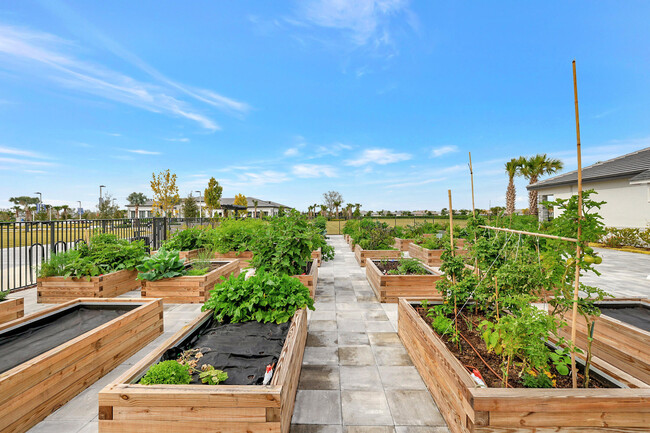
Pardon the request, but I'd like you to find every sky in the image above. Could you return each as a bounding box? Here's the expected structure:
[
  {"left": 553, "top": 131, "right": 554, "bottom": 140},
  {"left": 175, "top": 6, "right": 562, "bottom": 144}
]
[{"left": 1, "top": 1, "right": 649, "bottom": 213}]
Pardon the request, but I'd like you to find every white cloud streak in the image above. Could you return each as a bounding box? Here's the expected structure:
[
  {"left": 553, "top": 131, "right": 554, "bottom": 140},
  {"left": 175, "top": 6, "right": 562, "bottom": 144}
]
[
  {"left": 345, "top": 148, "right": 411, "bottom": 166},
  {"left": 431, "top": 145, "right": 458, "bottom": 157},
  {"left": 292, "top": 164, "right": 338, "bottom": 178},
  {"left": 0, "top": 145, "right": 46, "bottom": 159},
  {"left": 124, "top": 149, "right": 161, "bottom": 155}
]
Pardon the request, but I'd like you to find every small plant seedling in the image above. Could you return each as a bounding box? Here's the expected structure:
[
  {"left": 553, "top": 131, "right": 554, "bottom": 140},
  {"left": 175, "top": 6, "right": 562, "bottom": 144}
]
[
  {"left": 140, "top": 360, "right": 192, "bottom": 385},
  {"left": 199, "top": 364, "right": 228, "bottom": 385}
]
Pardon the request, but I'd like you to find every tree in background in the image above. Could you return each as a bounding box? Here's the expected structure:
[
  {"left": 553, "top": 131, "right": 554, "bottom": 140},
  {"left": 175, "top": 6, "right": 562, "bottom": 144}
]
[
  {"left": 60, "top": 204, "right": 71, "bottom": 219},
  {"left": 204, "top": 177, "right": 223, "bottom": 219},
  {"left": 332, "top": 199, "right": 342, "bottom": 219},
  {"left": 98, "top": 193, "right": 120, "bottom": 219},
  {"left": 520, "top": 154, "right": 564, "bottom": 216},
  {"left": 320, "top": 204, "right": 327, "bottom": 217},
  {"left": 505, "top": 157, "right": 525, "bottom": 216},
  {"left": 322, "top": 191, "right": 343, "bottom": 216},
  {"left": 353, "top": 203, "right": 361, "bottom": 218},
  {"left": 151, "top": 170, "right": 180, "bottom": 217},
  {"left": 440, "top": 208, "right": 448, "bottom": 216},
  {"left": 252, "top": 199, "right": 259, "bottom": 218},
  {"left": 181, "top": 194, "right": 200, "bottom": 218},
  {"left": 9, "top": 196, "right": 39, "bottom": 221},
  {"left": 127, "top": 192, "right": 148, "bottom": 218},
  {"left": 233, "top": 193, "right": 248, "bottom": 217}
]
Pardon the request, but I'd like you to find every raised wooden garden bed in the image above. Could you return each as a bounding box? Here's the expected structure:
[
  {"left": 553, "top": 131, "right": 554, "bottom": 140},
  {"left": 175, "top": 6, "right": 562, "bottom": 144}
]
[
  {"left": 141, "top": 260, "right": 240, "bottom": 304},
  {"left": 178, "top": 249, "right": 202, "bottom": 261},
  {"left": 213, "top": 250, "right": 254, "bottom": 271},
  {"left": 394, "top": 234, "right": 434, "bottom": 251},
  {"left": 398, "top": 298, "right": 650, "bottom": 433},
  {"left": 98, "top": 307, "right": 307, "bottom": 433},
  {"left": 366, "top": 259, "right": 443, "bottom": 303},
  {"left": 293, "top": 261, "right": 318, "bottom": 299},
  {"left": 0, "top": 297, "right": 163, "bottom": 433},
  {"left": 408, "top": 243, "right": 467, "bottom": 267},
  {"left": 311, "top": 248, "right": 322, "bottom": 267},
  {"left": 354, "top": 244, "right": 401, "bottom": 267},
  {"left": 555, "top": 298, "right": 650, "bottom": 387},
  {"left": 0, "top": 298, "right": 24, "bottom": 324},
  {"left": 37, "top": 269, "right": 140, "bottom": 303}
]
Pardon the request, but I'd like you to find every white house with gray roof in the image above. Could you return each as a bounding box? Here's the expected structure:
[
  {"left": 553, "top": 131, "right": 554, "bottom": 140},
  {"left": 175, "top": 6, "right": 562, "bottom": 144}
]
[
  {"left": 126, "top": 196, "right": 291, "bottom": 218},
  {"left": 528, "top": 147, "right": 650, "bottom": 228}
]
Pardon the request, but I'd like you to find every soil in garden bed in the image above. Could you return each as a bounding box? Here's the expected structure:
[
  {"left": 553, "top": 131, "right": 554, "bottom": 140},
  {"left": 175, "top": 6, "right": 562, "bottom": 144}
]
[
  {"left": 0, "top": 304, "right": 138, "bottom": 374},
  {"left": 373, "top": 260, "right": 433, "bottom": 276},
  {"left": 161, "top": 317, "right": 291, "bottom": 385},
  {"left": 598, "top": 303, "right": 650, "bottom": 332},
  {"left": 415, "top": 305, "right": 612, "bottom": 389},
  {"left": 184, "top": 261, "right": 229, "bottom": 273}
]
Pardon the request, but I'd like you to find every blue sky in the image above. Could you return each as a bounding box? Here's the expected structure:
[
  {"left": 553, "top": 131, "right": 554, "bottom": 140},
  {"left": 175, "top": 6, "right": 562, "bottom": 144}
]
[{"left": 1, "top": 1, "right": 649, "bottom": 212}]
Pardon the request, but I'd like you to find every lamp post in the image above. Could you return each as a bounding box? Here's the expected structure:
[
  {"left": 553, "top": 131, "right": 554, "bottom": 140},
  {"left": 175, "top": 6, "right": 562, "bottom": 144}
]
[
  {"left": 77, "top": 201, "right": 82, "bottom": 220},
  {"left": 99, "top": 185, "right": 106, "bottom": 208},
  {"left": 195, "top": 191, "right": 202, "bottom": 219},
  {"left": 34, "top": 192, "right": 42, "bottom": 221}
]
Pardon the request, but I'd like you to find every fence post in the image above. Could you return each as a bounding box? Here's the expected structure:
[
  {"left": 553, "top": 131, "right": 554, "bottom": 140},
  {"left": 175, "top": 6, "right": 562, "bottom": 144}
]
[{"left": 49, "top": 221, "right": 56, "bottom": 254}]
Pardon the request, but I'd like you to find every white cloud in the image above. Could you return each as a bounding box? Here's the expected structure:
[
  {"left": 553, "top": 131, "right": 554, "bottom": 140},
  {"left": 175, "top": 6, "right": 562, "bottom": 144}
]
[
  {"left": 164, "top": 137, "right": 190, "bottom": 143},
  {"left": 431, "top": 145, "right": 458, "bottom": 157},
  {"left": 315, "top": 141, "right": 352, "bottom": 157},
  {"left": 239, "top": 171, "right": 290, "bottom": 186},
  {"left": 345, "top": 148, "right": 411, "bottom": 166},
  {"left": 0, "top": 157, "right": 54, "bottom": 166},
  {"left": 125, "top": 149, "right": 161, "bottom": 155},
  {"left": 386, "top": 177, "right": 445, "bottom": 188},
  {"left": 0, "top": 25, "right": 240, "bottom": 131},
  {"left": 0, "top": 145, "right": 46, "bottom": 159},
  {"left": 284, "top": 147, "right": 300, "bottom": 156},
  {"left": 292, "top": 164, "right": 338, "bottom": 178},
  {"left": 297, "top": 0, "right": 411, "bottom": 47}
]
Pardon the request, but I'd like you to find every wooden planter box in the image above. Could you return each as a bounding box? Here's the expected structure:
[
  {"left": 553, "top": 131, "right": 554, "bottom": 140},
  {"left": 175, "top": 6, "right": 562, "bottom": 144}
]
[
  {"left": 366, "top": 260, "right": 443, "bottom": 303},
  {"left": 350, "top": 239, "right": 356, "bottom": 252},
  {"left": 394, "top": 234, "right": 435, "bottom": 252},
  {"left": 311, "top": 248, "right": 322, "bottom": 267},
  {"left": 293, "top": 261, "right": 318, "bottom": 299},
  {"left": 141, "top": 260, "right": 240, "bottom": 304},
  {"left": 213, "top": 250, "right": 254, "bottom": 271},
  {"left": 408, "top": 243, "right": 467, "bottom": 267},
  {"left": 344, "top": 234, "right": 350, "bottom": 244},
  {"left": 0, "top": 298, "right": 24, "bottom": 324},
  {"left": 397, "top": 298, "right": 650, "bottom": 433},
  {"left": 151, "top": 249, "right": 203, "bottom": 261},
  {"left": 0, "top": 298, "right": 163, "bottom": 433},
  {"left": 354, "top": 244, "right": 401, "bottom": 267},
  {"left": 37, "top": 269, "right": 140, "bottom": 303},
  {"left": 98, "top": 307, "right": 308, "bottom": 433},
  {"left": 555, "top": 298, "right": 650, "bottom": 387}
]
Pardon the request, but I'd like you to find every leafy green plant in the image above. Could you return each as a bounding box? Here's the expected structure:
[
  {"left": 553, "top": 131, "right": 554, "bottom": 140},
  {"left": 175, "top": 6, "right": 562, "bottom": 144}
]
[
  {"left": 202, "top": 271, "right": 315, "bottom": 324},
  {"left": 0, "top": 291, "right": 8, "bottom": 302},
  {"left": 199, "top": 365, "right": 228, "bottom": 385},
  {"left": 136, "top": 249, "right": 187, "bottom": 281},
  {"left": 357, "top": 222, "right": 396, "bottom": 250},
  {"left": 386, "top": 258, "right": 429, "bottom": 275},
  {"left": 205, "top": 219, "right": 265, "bottom": 253},
  {"left": 140, "top": 360, "right": 192, "bottom": 385},
  {"left": 163, "top": 226, "right": 210, "bottom": 251}
]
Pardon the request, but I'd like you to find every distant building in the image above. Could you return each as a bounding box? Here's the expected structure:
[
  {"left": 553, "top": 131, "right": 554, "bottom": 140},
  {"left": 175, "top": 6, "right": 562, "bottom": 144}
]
[
  {"left": 125, "top": 196, "right": 291, "bottom": 218},
  {"left": 528, "top": 147, "right": 650, "bottom": 228}
]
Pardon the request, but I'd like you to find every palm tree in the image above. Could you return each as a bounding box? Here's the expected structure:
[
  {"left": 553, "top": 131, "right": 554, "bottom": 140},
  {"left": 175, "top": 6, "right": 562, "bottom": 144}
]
[
  {"left": 320, "top": 205, "right": 327, "bottom": 217},
  {"left": 127, "top": 192, "right": 148, "bottom": 219},
  {"left": 505, "top": 157, "right": 525, "bottom": 216},
  {"left": 520, "top": 154, "right": 564, "bottom": 216},
  {"left": 252, "top": 200, "right": 259, "bottom": 218},
  {"left": 333, "top": 200, "right": 342, "bottom": 219},
  {"left": 11, "top": 205, "right": 20, "bottom": 219}
]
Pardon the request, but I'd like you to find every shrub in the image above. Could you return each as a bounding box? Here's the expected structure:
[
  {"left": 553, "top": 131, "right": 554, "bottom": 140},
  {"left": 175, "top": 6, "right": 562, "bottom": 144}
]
[
  {"left": 140, "top": 360, "right": 192, "bottom": 385},
  {"left": 386, "top": 258, "right": 428, "bottom": 275},
  {"left": 163, "top": 226, "right": 210, "bottom": 251},
  {"left": 313, "top": 215, "right": 327, "bottom": 232},
  {"left": 205, "top": 219, "right": 265, "bottom": 253},
  {"left": 203, "top": 271, "right": 315, "bottom": 324},
  {"left": 601, "top": 226, "right": 647, "bottom": 248},
  {"left": 136, "top": 249, "right": 186, "bottom": 281}
]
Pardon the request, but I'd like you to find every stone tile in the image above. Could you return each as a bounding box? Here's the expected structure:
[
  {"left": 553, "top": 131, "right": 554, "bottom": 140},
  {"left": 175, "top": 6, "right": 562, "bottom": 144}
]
[
  {"left": 340, "top": 366, "right": 382, "bottom": 390},
  {"left": 338, "top": 332, "right": 370, "bottom": 346},
  {"left": 362, "top": 310, "right": 389, "bottom": 321},
  {"left": 292, "top": 390, "right": 342, "bottom": 424},
  {"left": 26, "top": 420, "right": 90, "bottom": 433},
  {"left": 309, "top": 320, "right": 337, "bottom": 332},
  {"left": 346, "top": 427, "right": 395, "bottom": 433},
  {"left": 299, "top": 365, "right": 340, "bottom": 390},
  {"left": 368, "top": 332, "right": 402, "bottom": 347},
  {"left": 378, "top": 366, "right": 426, "bottom": 389},
  {"left": 76, "top": 421, "right": 98, "bottom": 433},
  {"left": 337, "top": 311, "right": 363, "bottom": 321},
  {"left": 339, "top": 345, "right": 375, "bottom": 366},
  {"left": 291, "top": 425, "right": 344, "bottom": 433},
  {"left": 307, "top": 331, "right": 338, "bottom": 347},
  {"left": 314, "top": 301, "right": 336, "bottom": 311},
  {"left": 386, "top": 390, "right": 445, "bottom": 426},
  {"left": 337, "top": 320, "right": 366, "bottom": 332},
  {"left": 341, "top": 391, "right": 393, "bottom": 426},
  {"left": 373, "top": 346, "right": 413, "bottom": 366},
  {"left": 337, "top": 302, "right": 363, "bottom": 311},
  {"left": 365, "top": 321, "right": 395, "bottom": 332},
  {"left": 395, "top": 427, "right": 450, "bottom": 433},
  {"left": 356, "top": 295, "right": 378, "bottom": 303},
  {"left": 311, "top": 310, "right": 337, "bottom": 321},
  {"left": 303, "top": 346, "right": 339, "bottom": 365}
]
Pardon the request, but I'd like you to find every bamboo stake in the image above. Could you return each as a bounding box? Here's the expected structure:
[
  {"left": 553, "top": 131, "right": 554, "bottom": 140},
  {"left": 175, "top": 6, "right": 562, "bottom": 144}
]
[
  {"left": 570, "top": 59, "right": 584, "bottom": 389},
  {"left": 469, "top": 152, "right": 479, "bottom": 275},
  {"left": 478, "top": 225, "right": 578, "bottom": 243},
  {"left": 448, "top": 190, "right": 458, "bottom": 338}
]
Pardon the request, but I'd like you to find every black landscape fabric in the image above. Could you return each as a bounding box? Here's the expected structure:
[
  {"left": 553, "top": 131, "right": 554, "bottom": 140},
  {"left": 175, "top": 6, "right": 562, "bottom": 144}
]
[
  {"left": 0, "top": 304, "right": 136, "bottom": 374},
  {"left": 163, "top": 318, "right": 290, "bottom": 385},
  {"left": 600, "top": 306, "right": 650, "bottom": 332}
]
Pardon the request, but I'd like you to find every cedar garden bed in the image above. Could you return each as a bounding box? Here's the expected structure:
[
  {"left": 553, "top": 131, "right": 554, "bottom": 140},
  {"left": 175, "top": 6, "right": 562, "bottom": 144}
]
[
  {"left": 141, "top": 260, "right": 240, "bottom": 303},
  {"left": 98, "top": 307, "right": 307, "bottom": 433},
  {"left": 0, "top": 298, "right": 24, "bottom": 324},
  {"left": 293, "top": 260, "right": 318, "bottom": 299},
  {"left": 398, "top": 298, "right": 650, "bottom": 433},
  {"left": 354, "top": 244, "right": 401, "bottom": 267},
  {"left": 408, "top": 243, "right": 467, "bottom": 267},
  {"left": 394, "top": 234, "right": 434, "bottom": 251},
  {"left": 311, "top": 248, "right": 322, "bottom": 267},
  {"left": 366, "top": 259, "right": 443, "bottom": 303},
  {"left": 213, "top": 250, "right": 254, "bottom": 271},
  {"left": 37, "top": 268, "right": 140, "bottom": 303},
  {"left": 0, "top": 298, "right": 163, "bottom": 433},
  {"left": 555, "top": 298, "right": 650, "bottom": 387}
]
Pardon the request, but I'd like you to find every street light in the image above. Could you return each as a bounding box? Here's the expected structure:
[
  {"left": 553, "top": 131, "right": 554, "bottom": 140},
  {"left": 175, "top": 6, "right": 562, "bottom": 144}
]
[
  {"left": 99, "top": 185, "right": 106, "bottom": 207},
  {"left": 77, "top": 201, "right": 82, "bottom": 220},
  {"left": 195, "top": 191, "right": 202, "bottom": 218}
]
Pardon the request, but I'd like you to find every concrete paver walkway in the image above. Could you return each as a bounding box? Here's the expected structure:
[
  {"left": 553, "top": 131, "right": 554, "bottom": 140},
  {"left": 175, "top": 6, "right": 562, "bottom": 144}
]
[{"left": 582, "top": 247, "right": 650, "bottom": 299}]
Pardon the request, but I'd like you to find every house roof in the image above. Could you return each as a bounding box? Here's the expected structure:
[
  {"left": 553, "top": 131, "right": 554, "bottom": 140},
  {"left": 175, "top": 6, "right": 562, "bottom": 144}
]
[
  {"left": 125, "top": 196, "right": 290, "bottom": 209},
  {"left": 527, "top": 147, "right": 650, "bottom": 191}
]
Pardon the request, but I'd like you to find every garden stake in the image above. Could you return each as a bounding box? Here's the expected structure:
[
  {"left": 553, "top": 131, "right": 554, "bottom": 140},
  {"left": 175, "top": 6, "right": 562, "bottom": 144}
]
[
  {"left": 494, "top": 276, "right": 499, "bottom": 320},
  {"left": 469, "top": 152, "right": 479, "bottom": 275},
  {"left": 448, "top": 189, "right": 458, "bottom": 341},
  {"left": 570, "top": 59, "right": 584, "bottom": 389}
]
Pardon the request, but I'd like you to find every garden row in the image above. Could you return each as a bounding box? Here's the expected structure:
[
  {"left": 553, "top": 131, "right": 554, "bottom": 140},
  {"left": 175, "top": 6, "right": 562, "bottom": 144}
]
[
  {"left": 343, "top": 194, "right": 649, "bottom": 432},
  {"left": 0, "top": 211, "right": 327, "bottom": 433}
]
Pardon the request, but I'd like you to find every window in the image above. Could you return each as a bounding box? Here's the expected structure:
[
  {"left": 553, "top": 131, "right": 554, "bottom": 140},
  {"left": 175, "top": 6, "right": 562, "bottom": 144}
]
[
  {"left": 139, "top": 210, "right": 146, "bottom": 218},
  {"left": 130, "top": 211, "right": 135, "bottom": 218}
]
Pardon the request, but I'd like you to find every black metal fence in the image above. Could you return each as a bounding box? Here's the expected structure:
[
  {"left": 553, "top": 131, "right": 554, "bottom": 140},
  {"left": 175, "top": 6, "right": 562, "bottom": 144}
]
[{"left": 0, "top": 217, "right": 216, "bottom": 293}]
